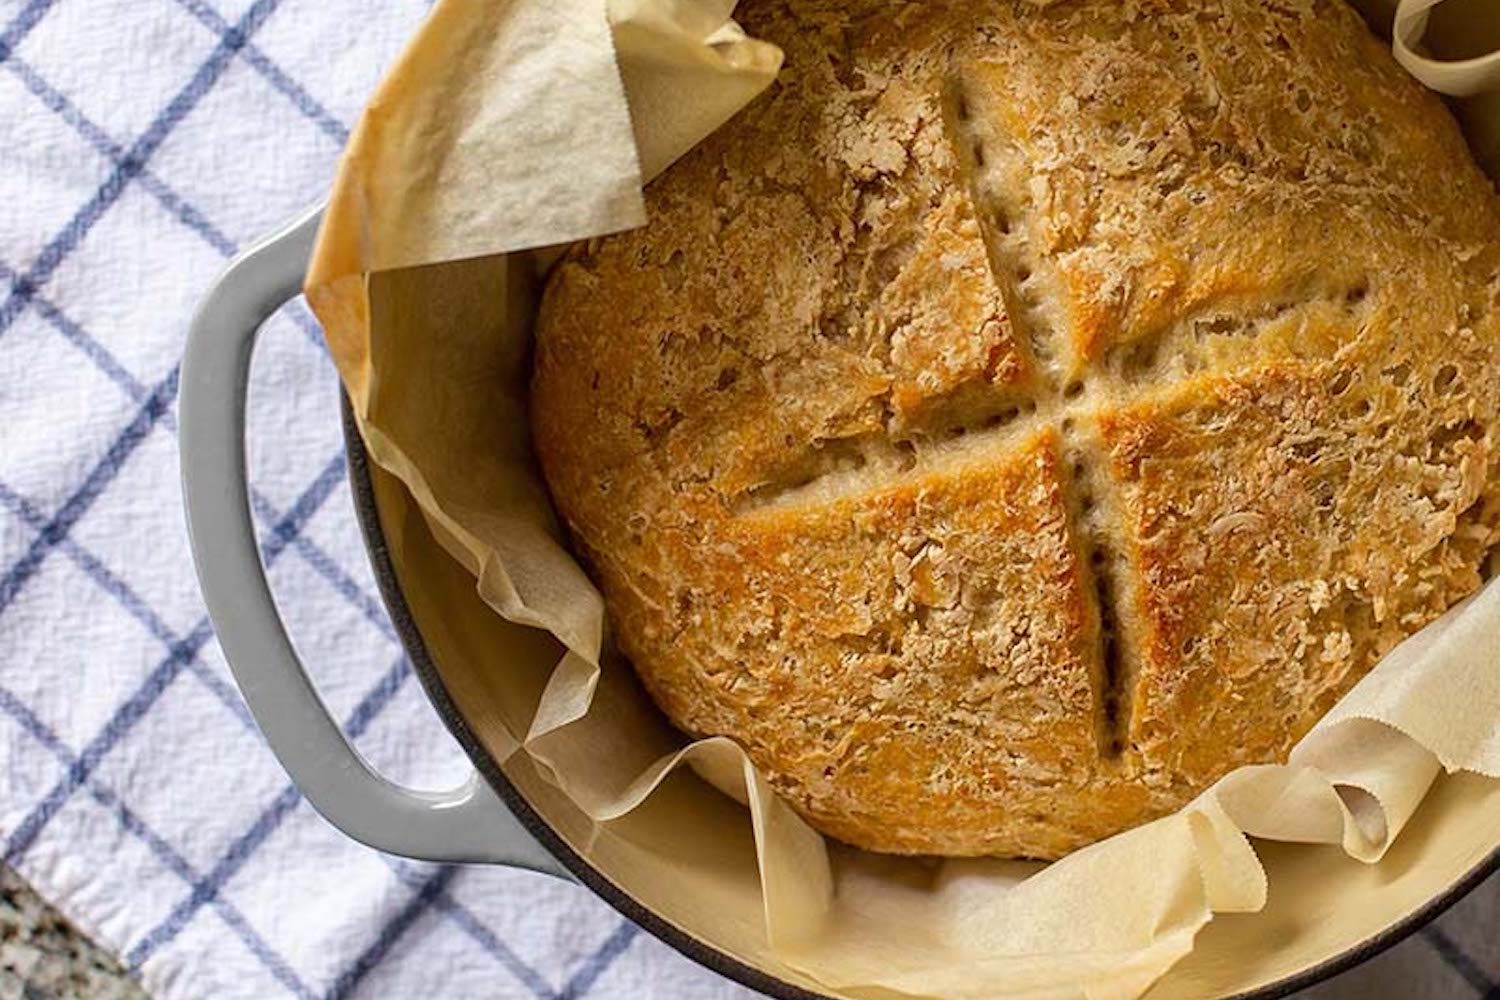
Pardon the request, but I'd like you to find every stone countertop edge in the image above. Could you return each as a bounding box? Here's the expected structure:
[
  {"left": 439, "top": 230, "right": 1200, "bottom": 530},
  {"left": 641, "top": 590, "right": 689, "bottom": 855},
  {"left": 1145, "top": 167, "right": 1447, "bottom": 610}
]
[{"left": 1, "top": 864, "right": 147, "bottom": 1000}]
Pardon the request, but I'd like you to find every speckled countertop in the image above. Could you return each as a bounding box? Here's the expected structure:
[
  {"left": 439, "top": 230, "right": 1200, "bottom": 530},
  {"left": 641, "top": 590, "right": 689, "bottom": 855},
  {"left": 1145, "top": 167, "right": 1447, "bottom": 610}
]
[{"left": 0, "top": 866, "right": 145, "bottom": 1000}]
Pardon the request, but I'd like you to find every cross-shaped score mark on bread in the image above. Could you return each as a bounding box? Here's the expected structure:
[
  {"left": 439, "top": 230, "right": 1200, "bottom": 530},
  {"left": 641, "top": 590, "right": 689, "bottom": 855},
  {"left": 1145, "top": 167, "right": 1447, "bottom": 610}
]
[{"left": 726, "top": 59, "right": 1386, "bottom": 763}]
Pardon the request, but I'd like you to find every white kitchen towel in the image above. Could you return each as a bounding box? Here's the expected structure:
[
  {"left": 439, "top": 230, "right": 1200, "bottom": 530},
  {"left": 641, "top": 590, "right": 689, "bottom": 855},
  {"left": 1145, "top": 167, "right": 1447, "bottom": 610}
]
[{"left": 0, "top": 1, "right": 1493, "bottom": 999}]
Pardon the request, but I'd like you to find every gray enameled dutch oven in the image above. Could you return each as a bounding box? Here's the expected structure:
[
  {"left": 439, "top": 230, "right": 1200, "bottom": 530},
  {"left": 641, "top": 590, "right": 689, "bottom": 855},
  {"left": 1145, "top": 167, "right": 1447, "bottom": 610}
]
[{"left": 181, "top": 206, "right": 1500, "bottom": 1000}]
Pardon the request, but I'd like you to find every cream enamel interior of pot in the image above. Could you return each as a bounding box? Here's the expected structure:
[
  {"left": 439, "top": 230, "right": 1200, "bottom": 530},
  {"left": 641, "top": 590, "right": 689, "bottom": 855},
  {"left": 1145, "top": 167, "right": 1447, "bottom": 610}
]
[{"left": 352, "top": 3, "right": 1500, "bottom": 997}]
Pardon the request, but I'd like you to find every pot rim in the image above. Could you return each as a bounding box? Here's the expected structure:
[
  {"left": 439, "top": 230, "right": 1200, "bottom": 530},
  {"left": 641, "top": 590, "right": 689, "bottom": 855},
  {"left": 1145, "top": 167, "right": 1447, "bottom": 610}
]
[{"left": 340, "top": 393, "right": 1500, "bottom": 1000}]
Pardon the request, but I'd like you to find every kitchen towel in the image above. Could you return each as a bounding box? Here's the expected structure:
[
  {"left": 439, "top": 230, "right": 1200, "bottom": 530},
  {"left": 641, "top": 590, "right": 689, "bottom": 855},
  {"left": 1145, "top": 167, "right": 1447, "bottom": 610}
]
[{"left": 0, "top": 1, "right": 1494, "bottom": 999}]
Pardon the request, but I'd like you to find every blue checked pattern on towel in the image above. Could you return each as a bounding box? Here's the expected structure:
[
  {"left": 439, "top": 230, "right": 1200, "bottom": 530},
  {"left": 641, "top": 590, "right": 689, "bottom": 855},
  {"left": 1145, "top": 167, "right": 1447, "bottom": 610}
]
[{"left": 0, "top": 1, "right": 1493, "bottom": 998}]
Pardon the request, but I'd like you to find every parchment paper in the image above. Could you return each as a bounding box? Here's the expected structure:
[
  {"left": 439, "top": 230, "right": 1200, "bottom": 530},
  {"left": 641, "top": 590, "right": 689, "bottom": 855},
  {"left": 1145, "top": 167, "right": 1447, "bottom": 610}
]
[{"left": 305, "top": 2, "right": 1500, "bottom": 997}]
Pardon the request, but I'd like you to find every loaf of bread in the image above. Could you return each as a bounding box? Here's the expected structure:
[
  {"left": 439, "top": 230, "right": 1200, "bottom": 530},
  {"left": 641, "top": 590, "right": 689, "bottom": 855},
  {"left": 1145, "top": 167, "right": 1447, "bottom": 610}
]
[{"left": 531, "top": 0, "right": 1500, "bottom": 859}]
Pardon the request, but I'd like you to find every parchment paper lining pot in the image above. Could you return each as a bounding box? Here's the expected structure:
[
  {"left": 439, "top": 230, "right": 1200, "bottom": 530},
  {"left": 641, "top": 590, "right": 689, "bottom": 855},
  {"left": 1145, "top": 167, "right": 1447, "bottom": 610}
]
[{"left": 302, "top": 2, "right": 1500, "bottom": 998}]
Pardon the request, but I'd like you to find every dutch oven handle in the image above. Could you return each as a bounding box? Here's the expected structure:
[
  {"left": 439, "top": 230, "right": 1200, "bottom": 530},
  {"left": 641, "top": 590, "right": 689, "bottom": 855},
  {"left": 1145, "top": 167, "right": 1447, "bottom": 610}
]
[{"left": 180, "top": 205, "right": 569, "bottom": 878}]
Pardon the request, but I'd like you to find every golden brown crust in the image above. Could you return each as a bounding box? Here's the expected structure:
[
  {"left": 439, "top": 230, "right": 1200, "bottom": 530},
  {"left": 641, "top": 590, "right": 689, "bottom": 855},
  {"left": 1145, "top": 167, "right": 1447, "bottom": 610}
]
[{"left": 531, "top": 0, "right": 1500, "bottom": 858}]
